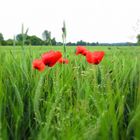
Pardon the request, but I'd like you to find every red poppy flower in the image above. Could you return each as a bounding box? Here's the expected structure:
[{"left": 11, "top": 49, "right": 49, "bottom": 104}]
[
  {"left": 76, "top": 46, "right": 87, "bottom": 56},
  {"left": 86, "top": 51, "right": 105, "bottom": 65},
  {"left": 42, "top": 50, "right": 62, "bottom": 67},
  {"left": 58, "top": 58, "right": 69, "bottom": 64},
  {"left": 32, "top": 59, "right": 45, "bottom": 71}
]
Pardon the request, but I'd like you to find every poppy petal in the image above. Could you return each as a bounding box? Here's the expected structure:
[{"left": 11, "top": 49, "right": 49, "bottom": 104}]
[
  {"left": 42, "top": 50, "right": 62, "bottom": 67},
  {"left": 86, "top": 51, "right": 105, "bottom": 65},
  {"left": 32, "top": 59, "right": 45, "bottom": 71},
  {"left": 76, "top": 46, "right": 87, "bottom": 56}
]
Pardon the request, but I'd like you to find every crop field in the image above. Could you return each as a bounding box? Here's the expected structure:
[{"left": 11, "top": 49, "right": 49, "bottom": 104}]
[{"left": 0, "top": 46, "right": 140, "bottom": 140}]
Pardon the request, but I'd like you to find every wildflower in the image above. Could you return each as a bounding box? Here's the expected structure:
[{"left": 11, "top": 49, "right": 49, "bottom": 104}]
[
  {"left": 58, "top": 58, "right": 69, "bottom": 64},
  {"left": 75, "top": 46, "right": 87, "bottom": 56},
  {"left": 86, "top": 51, "right": 105, "bottom": 64},
  {"left": 42, "top": 50, "right": 62, "bottom": 67},
  {"left": 32, "top": 59, "right": 45, "bottom": 71}
]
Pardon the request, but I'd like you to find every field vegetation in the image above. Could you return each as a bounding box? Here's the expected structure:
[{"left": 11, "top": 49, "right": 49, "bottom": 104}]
[{"left": 0, "top": 46, "right": 140, "bottom": 140}]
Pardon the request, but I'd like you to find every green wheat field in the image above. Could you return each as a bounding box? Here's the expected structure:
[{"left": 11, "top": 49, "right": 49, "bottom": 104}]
[{"left": 0, "top": 46, "right": 140, "bottom": 140}]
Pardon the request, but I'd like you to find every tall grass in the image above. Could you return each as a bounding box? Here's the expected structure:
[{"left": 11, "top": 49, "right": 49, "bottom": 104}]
[{"left": 0, "top": 46, "right": 140, "bottom": 140}]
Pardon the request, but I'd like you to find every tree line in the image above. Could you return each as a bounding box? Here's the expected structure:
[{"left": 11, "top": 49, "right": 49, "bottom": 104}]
[
  {"left": 0, "top": 31, "right": 98, "bottom": 46},
  {"left": 0, "top": 31, "right": 140, "bottom": 46},
  {"left": 0, "top": 30, "right": 58, "bottom": 46}
]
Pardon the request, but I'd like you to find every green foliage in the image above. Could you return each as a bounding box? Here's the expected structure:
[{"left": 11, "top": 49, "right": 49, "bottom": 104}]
[
  {"left": 0, "top": 30, "right": 138, "bottom": 46},
  {"left": 16, "top": 34, "right": 43, "bottom": 46},
  {"left": 137, "top": 34, "right": 140, "bottom": 45},
  {"left": 16, "top": 34, "right": 28, "bottom": 45},
  {"left": 51, "top": 37, "right": 57, "bottom": 45},
  {"left": 0, "top": 33, "right": 4, "bottom": 45},
  {"left": 16, "top": 34, "right": 24, "bottom": 42},
  {"left": 42, "top": 30, "right": 51, "bottom": 45},
  {"left": 0, "top": 46, "right": 140, "bottom": 140},
  {"left": 6, "top": 39, "right": 14, "bottom": 46},
  {"left": 77, "top": 40, "right": 87, "bottom": 45},
  {"left": 0, "top": 33, "right": 4, "bottom": 41},
  {"left": 28, "top": 36, "right": 43, "bottom": 46}
]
